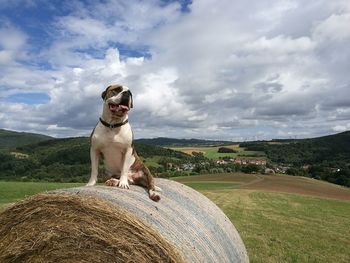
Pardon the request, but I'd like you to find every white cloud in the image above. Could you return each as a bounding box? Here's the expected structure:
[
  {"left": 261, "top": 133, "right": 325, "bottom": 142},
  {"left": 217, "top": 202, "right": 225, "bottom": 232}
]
[
  {"left": 313, "top": 13, "right": 350, "bottom": 42},
  {"left": 0, "top": 26, "right": 26, "bottom": 50},
  {"left": 246, "top": 36, "right": 315, "bottom": 54},
  {"left": 1, "top": 0, "right": 350, "bottom": 140},
  {"left": 0, "top": 24, "right": 28, "bottom": 64},
  {"left": 333, "top": 124, "right": 350, "bottom": 133}
]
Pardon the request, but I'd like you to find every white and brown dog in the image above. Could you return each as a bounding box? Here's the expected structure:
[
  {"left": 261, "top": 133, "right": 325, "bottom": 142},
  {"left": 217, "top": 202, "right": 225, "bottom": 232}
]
[{"left": 87, "top": 84, "right": 160, "bottom": 202}]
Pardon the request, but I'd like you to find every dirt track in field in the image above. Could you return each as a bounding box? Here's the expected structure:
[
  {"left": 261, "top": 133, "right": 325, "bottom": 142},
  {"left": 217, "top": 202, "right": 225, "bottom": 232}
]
[
  {"left": 176, "top": 173, "right": 258, "bottom": 183},
  {"left": 175, "top": 173, "right": 350, "bottom": 201},
  {"left": 242, "top": 175, "right": 350, "bottom": 201}
]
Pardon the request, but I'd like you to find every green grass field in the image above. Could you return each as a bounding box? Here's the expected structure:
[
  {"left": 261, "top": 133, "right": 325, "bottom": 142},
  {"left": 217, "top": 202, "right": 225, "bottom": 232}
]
[
  {"left": 0, "top": 182, "right": 83, "bottom": 210},
  {"left": 1, "top": 176, "right": 349, "bottom": 263},
  {"left": 174, "top": 175, "right": 350, "bottom": 263},
  {"left": 202, "top": 189, "right": 350, "bottom": 263}
]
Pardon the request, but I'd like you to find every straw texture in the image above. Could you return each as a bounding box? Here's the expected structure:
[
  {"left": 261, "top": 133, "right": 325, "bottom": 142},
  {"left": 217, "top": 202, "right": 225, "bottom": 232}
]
[{"left": 0, "top": 179, "right": 249, "bottom": 263}]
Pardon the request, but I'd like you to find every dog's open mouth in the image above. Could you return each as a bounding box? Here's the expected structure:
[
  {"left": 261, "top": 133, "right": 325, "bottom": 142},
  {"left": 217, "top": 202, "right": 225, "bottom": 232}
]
[{"left": 109, "top": 103, "right": 129, "bottom": 114}]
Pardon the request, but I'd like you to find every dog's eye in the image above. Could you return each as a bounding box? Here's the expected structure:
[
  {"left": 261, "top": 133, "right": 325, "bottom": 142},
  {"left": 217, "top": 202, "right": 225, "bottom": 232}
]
[{"left": 112, "top": 87, "right": 123, "bottom": 94}]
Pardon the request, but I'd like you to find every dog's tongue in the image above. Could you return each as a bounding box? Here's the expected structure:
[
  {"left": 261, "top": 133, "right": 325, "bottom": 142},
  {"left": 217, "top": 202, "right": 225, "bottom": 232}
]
[
  {"left": 119, "top": 105, "right": 129, "bottom": 112},
  {"left": 109, "top": 104, "right": 118, "bottom": 112},
  {"left": 109, "top": 104, "right": 129, "bottom": 113}
]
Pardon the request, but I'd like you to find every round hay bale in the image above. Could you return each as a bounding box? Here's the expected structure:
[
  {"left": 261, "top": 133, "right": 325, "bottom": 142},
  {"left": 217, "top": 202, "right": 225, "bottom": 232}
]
[{"left": 0, "top": 179, "right": 249, "bottom": 263}]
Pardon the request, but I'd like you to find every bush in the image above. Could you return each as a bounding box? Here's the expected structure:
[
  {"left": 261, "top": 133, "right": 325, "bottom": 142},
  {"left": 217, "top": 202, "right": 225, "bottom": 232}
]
[
  {"left": 241, "top": 164, "right": 260, "bottom": 174},
  {"left": 217, "top": 147, "right": 237, "bottom": 153}
]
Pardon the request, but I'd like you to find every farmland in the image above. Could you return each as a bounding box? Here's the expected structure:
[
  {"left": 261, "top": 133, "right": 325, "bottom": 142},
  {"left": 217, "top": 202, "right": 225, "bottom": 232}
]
[
  {"left": 174, "top": 173, "right": 350, "bottom": 200},
  {"left": 174, "top": 173, "right": 350, "bottom": 263},
  {"left": 203, "top": 189, "right": 350, "bottom": 263},
  {"left": 171, "top": 144, "right": 266, "bottom": 160},
  {"left": 1, "top": 173, "right": 349, "bottom": 262}
]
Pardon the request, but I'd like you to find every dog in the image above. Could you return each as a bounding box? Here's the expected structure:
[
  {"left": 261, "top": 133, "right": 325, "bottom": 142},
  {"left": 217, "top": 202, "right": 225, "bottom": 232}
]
[{"left": 87, "top": 84, "right": 160, "bottom": 202}]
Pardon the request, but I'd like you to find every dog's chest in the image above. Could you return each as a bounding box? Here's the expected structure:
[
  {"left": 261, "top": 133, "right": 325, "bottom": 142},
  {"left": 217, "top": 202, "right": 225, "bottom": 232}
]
[
  {"left": 92, "top": 123, "right": 132, "bottom": 150},
  {"left": 91, "top": 123, "right": 133, "bottom": 174}
]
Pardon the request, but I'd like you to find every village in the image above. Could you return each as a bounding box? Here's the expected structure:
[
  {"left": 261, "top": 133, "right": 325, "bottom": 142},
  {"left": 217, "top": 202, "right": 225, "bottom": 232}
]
[
  {"left": 216, "top": 158, "right": 267, "bottom": 166},
  {"left": 162, "top": 156, "right": 290, "bottom": 175}
]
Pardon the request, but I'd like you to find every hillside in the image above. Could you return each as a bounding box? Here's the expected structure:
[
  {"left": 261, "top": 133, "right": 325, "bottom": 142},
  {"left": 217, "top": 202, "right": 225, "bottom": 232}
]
[
  {"left": 0, "top": 135, "right": 191, "bottom": 182},
  {"left": 240, "top": 131, "right": 350, "bottom": 186},
  {"left": 0, "top": 129, "right": 52, "bottom": 149},
  {"left": 241, "top": 131, "right": 350, "bottom": 165},
  {"left": 135, "top": 137, "right": 233, "bottom": 147},
  {"left": 16, "top": 137, "right": 189, "bottom": 164}
]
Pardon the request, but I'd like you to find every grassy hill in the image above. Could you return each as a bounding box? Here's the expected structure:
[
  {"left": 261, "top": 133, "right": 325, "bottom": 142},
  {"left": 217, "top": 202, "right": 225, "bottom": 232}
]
[{"left": 0, "top": 129, "right": 52, "bottom": 149}]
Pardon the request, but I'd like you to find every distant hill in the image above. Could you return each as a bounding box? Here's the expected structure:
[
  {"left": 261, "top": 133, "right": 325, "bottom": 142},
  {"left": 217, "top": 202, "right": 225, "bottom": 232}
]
[
  {"left": 16, "top": 136, "right": 189, "bottom": 166},
  {"left": 241, "top": 131, "right": 350, "bottom": 165},
  {"left": 1, "top": 129, "right": 349, "bottom": 187},
  {"left": 240, "top": 131, "right": 350, "bottom": 186},
  {"left": 0, "top": 133, "right": 190, "bottom": 182},
  {"left": 0, "top": 129, "right": 52, "bottom": 149},
  {"left": 135, "top": 137, "right": 234, "bottom": 147}
]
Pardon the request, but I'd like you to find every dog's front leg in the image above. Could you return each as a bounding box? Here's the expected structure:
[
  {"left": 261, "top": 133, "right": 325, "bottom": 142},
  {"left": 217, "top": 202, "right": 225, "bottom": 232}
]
[
  {"left": 87, "top": 148, "right": 99, "bottom": 186},
  {"left": 118, "top": 147, "right": 133, "bottom": 189}
]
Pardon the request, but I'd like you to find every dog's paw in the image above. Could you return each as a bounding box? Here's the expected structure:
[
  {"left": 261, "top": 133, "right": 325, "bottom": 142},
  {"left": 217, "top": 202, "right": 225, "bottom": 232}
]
[
  {"left": 118, "top": 179, "right": 130, "bottom": 189},
  {"left": 149, "top": 190, "right": 161, "bottom": 202},
  {"left": 154, "top": 186, "right": 163, "bottom": 192},
  {"left": 86, "top": 180, "right": 96, "bottom": 186},
  {"left": 105, "top": 178, "right": 119, "bottom": 186}
]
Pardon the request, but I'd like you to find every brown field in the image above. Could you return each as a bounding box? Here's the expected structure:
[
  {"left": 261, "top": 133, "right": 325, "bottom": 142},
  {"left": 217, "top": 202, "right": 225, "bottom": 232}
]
[
  {"left": 243, "top": 175, "right": 350, "bottom": 201},
  {"left": 178, "top": 148, "right": 206, "bottom": 155},
  {"left": 172, "top": 144, "right": 241, "bottom": 156},
  {"left": 174, "top": 173, "right": 256, "bottom": 182},
  {"left": 175, "top": 173, "right": 350, "bottom": 201}
]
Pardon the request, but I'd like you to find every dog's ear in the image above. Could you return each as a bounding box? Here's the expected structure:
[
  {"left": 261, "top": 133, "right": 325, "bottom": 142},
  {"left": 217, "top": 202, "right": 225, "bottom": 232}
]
[
  {"left": 101, "top": 91, "right": 107, "bottom": 100},
  {"left": 129, "top": 90, "right": 133, "bottom": 108},
  {"left": 101, "top": 86, "right": 110, "bottom": 100}
]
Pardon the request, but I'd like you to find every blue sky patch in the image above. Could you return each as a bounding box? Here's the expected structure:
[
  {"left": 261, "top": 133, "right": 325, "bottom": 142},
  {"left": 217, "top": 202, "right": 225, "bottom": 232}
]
[{"left": 6, "top": 92, "right": 50, "bottom": 105}]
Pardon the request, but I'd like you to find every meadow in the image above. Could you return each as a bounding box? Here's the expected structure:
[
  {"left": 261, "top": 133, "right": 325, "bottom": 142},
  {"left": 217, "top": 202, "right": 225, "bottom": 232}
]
[
  {"left": 174, "top": 174, "right": 350, "bottom": 263},
  {"left": 1, "top": 174, "right": 349, "bottom": 263},
  {"left": 0, "top": 182, "right": 83, "bottom": 211}
]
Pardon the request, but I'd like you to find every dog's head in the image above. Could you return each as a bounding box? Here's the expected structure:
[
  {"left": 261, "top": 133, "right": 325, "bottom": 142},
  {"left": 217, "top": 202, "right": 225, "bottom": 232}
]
[{"left": 101, "top": 84, "right": 133, "bottom": 117}]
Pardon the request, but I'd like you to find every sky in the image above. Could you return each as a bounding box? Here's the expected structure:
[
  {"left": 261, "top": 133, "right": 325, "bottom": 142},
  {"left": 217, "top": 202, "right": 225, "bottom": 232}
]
[{"left": 0, "top": 0, "right": 350, "bottom": 141}]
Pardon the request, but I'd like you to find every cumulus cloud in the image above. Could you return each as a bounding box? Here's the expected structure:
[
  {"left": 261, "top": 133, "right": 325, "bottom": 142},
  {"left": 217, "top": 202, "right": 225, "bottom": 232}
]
[
  {"left": 0, "top": 0, "right": 350, "bottom": 140},
  {"left": 0, "top": 23, "right": 28, "bottom": 64}
]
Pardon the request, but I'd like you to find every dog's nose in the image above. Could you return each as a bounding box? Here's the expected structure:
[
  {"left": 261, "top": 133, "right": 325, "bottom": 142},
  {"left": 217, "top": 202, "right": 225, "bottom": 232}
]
[
  {"left": 121, "top": 91, "right": 130, "bottom": 100},
  {"left": 120, "top": 91, "right": 131, "bottom": 105},
  {"left": 120, "top": 90, "right": 133, "bottom": 108}
]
